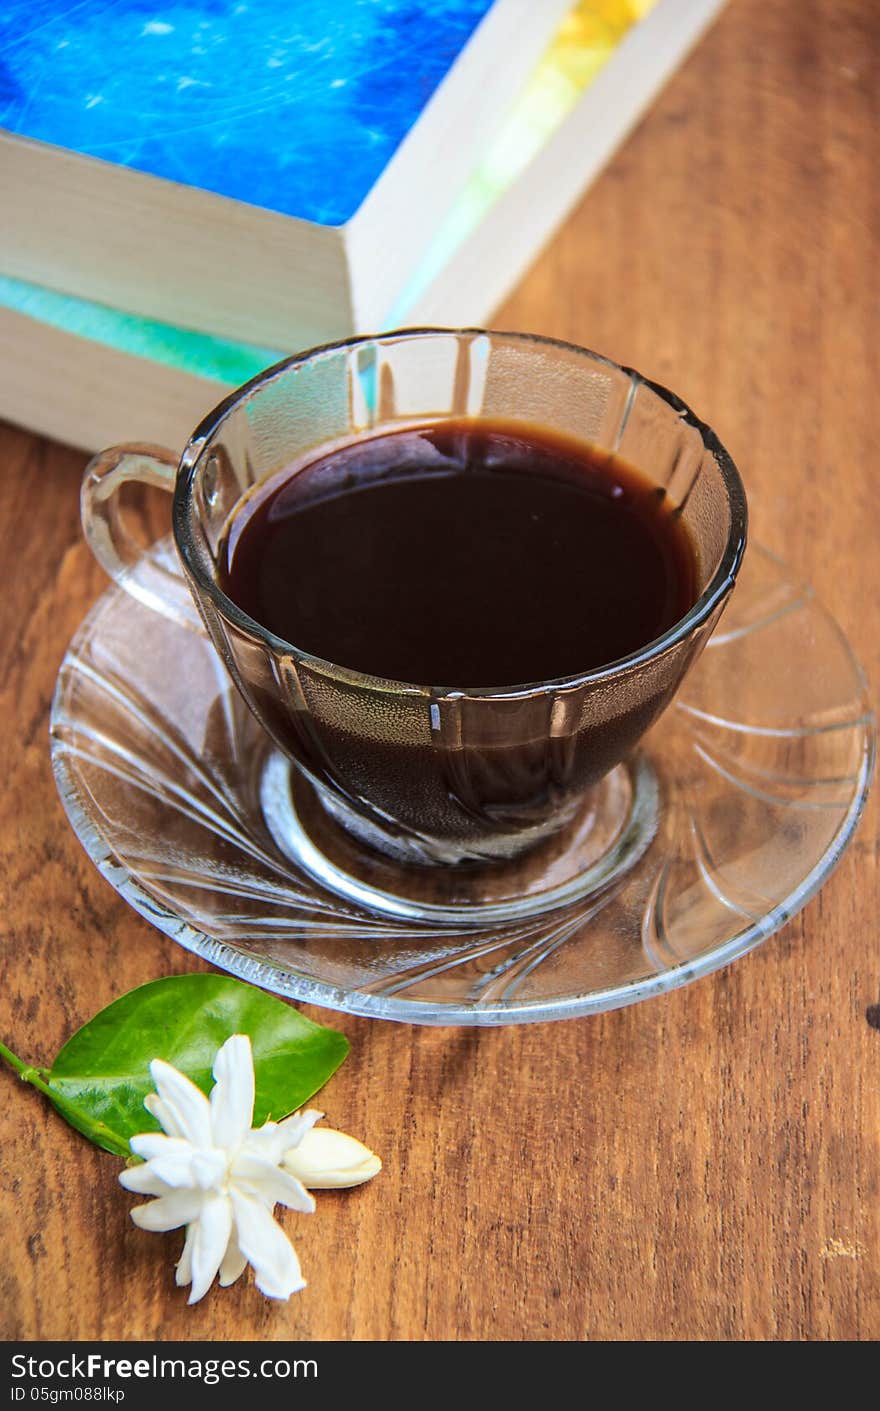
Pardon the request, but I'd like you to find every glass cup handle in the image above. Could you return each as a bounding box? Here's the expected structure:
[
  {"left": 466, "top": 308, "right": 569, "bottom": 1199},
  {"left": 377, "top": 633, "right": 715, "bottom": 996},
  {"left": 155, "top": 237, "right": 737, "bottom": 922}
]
[{"left": 81, "top": 443, "right": 199, "bottom": 629}]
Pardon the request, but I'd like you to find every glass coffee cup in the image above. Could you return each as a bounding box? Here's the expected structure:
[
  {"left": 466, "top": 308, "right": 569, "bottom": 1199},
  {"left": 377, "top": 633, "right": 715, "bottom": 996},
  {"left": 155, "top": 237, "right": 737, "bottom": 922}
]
[{"left": 81, "top": 329, "right": 747, "bottom": 887}]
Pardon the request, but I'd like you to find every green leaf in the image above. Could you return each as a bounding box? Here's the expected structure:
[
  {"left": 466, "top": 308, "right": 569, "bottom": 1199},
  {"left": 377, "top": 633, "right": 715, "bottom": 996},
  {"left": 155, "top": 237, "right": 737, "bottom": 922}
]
[{"left": 47, "top": 975, "right": 349, "bottom": 1154}]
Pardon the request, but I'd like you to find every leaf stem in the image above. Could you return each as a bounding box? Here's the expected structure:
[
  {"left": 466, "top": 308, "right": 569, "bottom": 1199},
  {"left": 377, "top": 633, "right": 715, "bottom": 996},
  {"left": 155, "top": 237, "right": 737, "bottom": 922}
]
[
  {"left": 0, "top": 1039, "right": 132, "bottom": 1158},
  {"left": 0, "top": 1038, "right": 51, "bottom": 1090}
]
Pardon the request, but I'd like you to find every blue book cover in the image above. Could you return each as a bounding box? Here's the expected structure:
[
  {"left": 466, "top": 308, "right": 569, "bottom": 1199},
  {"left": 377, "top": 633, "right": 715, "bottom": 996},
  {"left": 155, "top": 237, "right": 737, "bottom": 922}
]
[
  {"left": 0, "top": 0, "right": 726, "bottom": 454},
  {"left": 0, "top": 0, "right": 496, "bottom": 225},
  {"left": 0, "top": 0, "right": 660, "bottom": 380}
]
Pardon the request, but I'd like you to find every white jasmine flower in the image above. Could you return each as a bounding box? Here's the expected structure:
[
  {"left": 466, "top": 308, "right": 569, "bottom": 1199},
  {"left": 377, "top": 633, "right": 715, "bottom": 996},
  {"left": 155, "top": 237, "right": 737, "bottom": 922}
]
[
  {"left": 120, "top": 1034, "right": 319, "bottom": 1303},
  {"left": 283, "top": 1125, "right": 382, "bottom": 1188}
]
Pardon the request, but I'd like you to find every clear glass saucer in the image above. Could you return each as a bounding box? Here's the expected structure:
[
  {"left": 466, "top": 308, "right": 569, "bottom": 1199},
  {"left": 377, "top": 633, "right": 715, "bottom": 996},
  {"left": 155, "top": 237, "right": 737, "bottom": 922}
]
[{"left": 50, "top": 539, "right": 874, "bottom": 1026}]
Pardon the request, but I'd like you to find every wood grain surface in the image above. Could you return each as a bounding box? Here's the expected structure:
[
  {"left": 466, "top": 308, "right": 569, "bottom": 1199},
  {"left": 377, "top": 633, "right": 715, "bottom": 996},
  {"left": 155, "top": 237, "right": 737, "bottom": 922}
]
[{"left": 1, "top": 0, "right": 878, "bottom": 1342}]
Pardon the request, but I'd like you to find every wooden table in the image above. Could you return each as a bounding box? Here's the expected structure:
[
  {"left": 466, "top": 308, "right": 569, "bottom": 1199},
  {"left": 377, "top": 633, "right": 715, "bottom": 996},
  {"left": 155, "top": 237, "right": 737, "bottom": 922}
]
[{"left": 2, "top": 0, "right": 878, "bottom": 1342}]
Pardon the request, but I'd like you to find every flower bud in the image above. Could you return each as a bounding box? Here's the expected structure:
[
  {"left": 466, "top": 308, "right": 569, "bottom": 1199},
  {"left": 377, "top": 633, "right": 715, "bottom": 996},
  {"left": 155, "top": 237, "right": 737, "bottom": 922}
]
[{"left": 283, "top": 1127, "right": 381, "bottom": 1188}]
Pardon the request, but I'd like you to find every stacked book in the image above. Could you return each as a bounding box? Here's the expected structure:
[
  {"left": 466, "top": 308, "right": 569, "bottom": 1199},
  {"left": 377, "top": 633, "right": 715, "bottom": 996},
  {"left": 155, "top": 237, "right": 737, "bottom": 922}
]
[{"left": 0, "top": 0, "right": 724, "bottom": 452}]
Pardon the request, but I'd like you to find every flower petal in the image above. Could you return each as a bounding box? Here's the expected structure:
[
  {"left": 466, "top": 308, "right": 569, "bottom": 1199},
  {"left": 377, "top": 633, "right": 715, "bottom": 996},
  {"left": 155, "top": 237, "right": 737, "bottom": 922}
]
[
  {"left": 229, "top": 1189, "right": 306, "bottom": 1300},
  {"left": 129, "top": 1190, "right": 203, "bottom": 1232},
  {"left": 275, "top": 1108, "right": 323, "bottom": 1155},
  {"left": 240, "top": 1109, "right": 321, "bottom": 1166},
  {"left": 241, "top": 1120, "right": 285, "bottom": 1165},
  {"left": 128, "top": 1135, "right": 200, "bottom": 1188},
  {"left": 149, "top": 1059, "right": 212, "bottom": 1148},
  {"left": 143, "top": 1092, "right": 184, "bottom": 1138},
  {"left": 283, "top": 1127, "right": 382, "bottom": 1189},
  {"left": 119, "top": 1164, "right": 174, "bottom": 1197},
  {"left": 175, "top": 1225, "right": 196, "bottom": 1288},
  {"left": 218, "top": 1230, "right": 248, "bottom": 1288},
  {"left": 210, "top": 1034, "right": 255, "bottom": 1151},
  {"left": 191, "top": 1149, "right": 227, "bottom": 1190},
  {"left": 231, "top": 1150, "right": 315, "bottom": 1213},
  {"left": 128, "top": 1133, "right": 192, "bottom": 1162},
  {"left": 188, "top": 1194, "right": 233, "bottom": 1305}
]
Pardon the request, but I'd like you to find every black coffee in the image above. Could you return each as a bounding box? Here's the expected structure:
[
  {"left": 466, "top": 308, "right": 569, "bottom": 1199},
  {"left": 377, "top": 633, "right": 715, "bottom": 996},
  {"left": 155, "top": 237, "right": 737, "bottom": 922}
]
[{"left": 219, "top": 419, "right": 698, "bottom": 688}]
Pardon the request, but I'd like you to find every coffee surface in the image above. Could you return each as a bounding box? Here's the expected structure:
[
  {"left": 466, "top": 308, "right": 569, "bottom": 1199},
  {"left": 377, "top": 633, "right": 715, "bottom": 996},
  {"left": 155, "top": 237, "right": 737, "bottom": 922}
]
[{"left": 219, "top": 419, "right": 698, "bottom": 687}]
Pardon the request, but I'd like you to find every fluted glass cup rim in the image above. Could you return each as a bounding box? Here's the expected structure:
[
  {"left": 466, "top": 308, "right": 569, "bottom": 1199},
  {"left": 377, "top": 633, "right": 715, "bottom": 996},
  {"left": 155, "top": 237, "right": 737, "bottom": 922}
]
[{"left": 172, "top": 327, "right": 748, "bottom": 700}]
